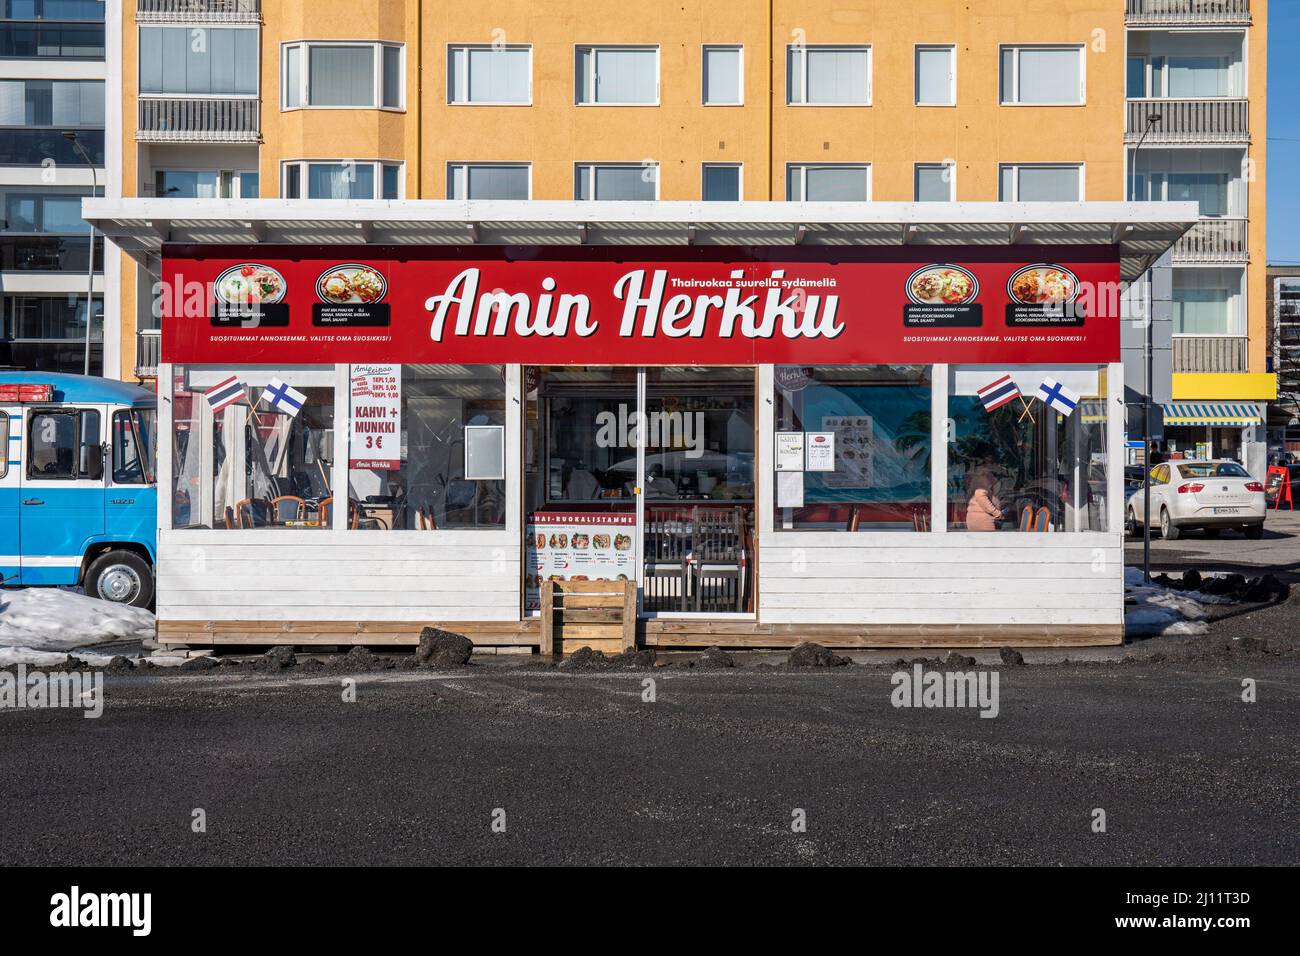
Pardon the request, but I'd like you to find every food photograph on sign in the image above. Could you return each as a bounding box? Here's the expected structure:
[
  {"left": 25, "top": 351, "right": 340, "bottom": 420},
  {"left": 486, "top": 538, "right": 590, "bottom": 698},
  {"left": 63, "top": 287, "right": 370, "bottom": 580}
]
[
  {"left": 214, "top": 263, "right": 287, "bottom": 306},
  {"left": 1005, "top": 263, "right": 1085, "bottom": 326}
]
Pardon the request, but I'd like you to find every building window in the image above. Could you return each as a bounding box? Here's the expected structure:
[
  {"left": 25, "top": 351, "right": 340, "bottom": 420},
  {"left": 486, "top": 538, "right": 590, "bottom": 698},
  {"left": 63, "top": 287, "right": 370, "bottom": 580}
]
[
  {"left": 775, "top": 366, "right": 932, "bottom": 532},
  {"left": 3, "top": 192, "right": 87, "bottom": 233},
  {"left": 915, "top": 45, "right": 955, "bottom": 105},
  {"left": 448, "top": 44, "right": 531, "bottom": 104},
  {"left": 171, "top": 367, "right": 335, "bottom": 530},
  {"left": 0, "top": 0, "right": 103, "bottom": 18},
  {"left": 281, "top": 41, "right": 404, "bottom": 110},
  {"left": 1173, "top": 268, "right": 1244, "bottom": 336},
  {"left": 702, "top": 163, "right": 741, "bottom": 201},
  {"left": 574, "top": 163, "right": 657, "bottom": 201},
  {"left": 155, "top": 170, "right": 258, "bottom": 199},
  {"left": 0, "top": 78, "right": 103, "bottom": 126},
  {"left": 948, "top": 366, "right": 1109, "bottom": 532},
  {"left": 1127, "top": 32, "right": 1242, "bottom": 100},
  {"left": 576, "top": 45, "right": 659, "bottom": 105},
  {"left": 999, "top": 45, "right": 1084, "bottom": 105},
  {"left": 0, "top": 20, "right": 105, "bottom": 58},
  {"left": 447, "top": 163, "right": 530, "bottom": 200},
  {"left": 702, "top": 44, "right": 742, "bottom": 105},
  {"left": 998, "top": 163, "right": 1083, "bottom": 202},
  {"left": 914, "top": 163, "right": 955, "bottom": 202},
  {"left": 346, "top": 366, "right": 507, "bottom": 531},
  {"left": 139, "top": 27, "right": 258, "bottom": 96},
  {"left": 282, "top": 161, "right": 403, "bottom": 200},
  {"left": 786, "top": 164, "right": 870, "bottom": 201},
  {"left": 787, "top": 45, "right": 870, "bottom": 105}
]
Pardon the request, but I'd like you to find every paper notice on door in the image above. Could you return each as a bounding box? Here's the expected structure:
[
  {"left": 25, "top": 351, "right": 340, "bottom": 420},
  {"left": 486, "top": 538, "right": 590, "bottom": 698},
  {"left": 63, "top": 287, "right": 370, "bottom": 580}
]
[
  {"left": 805, "top": 432, "right": 835, "bottom": 472},
  {"left": 777, "top": 470, "right": 805, "bottom": 508},
  {"left": 775, "top": 431, "right": 805, "bottom": 471}
]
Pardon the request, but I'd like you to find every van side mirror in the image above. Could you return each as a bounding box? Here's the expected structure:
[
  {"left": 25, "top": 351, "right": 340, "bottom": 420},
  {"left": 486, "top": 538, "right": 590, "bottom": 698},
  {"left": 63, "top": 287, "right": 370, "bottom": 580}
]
[{"left": 84, "top": 441, "right": 105, "bottom": 481}]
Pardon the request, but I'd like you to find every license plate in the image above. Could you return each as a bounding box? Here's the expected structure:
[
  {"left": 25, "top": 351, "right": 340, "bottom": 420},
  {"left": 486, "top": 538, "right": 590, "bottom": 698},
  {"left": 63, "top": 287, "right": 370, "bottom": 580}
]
[{"left": 1213, "top": 507, "right": 1241, "bottom": 515}]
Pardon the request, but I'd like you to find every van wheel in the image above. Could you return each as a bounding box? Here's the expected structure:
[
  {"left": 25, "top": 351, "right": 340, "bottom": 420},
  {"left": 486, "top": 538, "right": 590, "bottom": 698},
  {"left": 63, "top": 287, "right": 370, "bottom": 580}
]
[
  {"left": 86, "top": 551, "right": 154, "bottom": 609},
  {"left": 1160, "top": 508, "right": 1181, "bottom": 541}
]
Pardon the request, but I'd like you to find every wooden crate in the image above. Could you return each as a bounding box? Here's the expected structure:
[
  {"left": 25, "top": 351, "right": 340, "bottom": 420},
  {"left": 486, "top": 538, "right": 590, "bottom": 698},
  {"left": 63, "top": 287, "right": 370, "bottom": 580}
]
[{"left": 540, "top": 579, "right": 636, "bottom": 656}]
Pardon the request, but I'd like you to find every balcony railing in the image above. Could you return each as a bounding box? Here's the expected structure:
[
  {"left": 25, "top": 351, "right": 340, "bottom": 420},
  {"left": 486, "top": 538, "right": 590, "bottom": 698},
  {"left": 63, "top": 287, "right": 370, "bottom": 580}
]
[
  {"left": 1126, "top": 99, "right": 1250, "bottom": 143},
  {"left": 136, "top": 0, "right": 261, "bottom": 22},
  {"left": 1126, "top": 0, "right": 1251, "bottom": 25},
  {"left": 1172, "top": 218, "right": 1248, "bottom": 263},
  {"left": 1173, "top": 335, "right": 1248, "bottom": 373},
  {"left": 137, "top": 97, "right": 260, "bottom": 143},
  {"left": 135, "top": 331, "right": 161, "bottom": 380}
]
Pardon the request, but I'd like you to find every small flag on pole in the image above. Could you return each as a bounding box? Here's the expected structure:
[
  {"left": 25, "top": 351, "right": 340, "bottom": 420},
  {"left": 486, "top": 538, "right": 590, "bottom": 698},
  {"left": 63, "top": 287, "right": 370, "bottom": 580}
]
[
  {"left": 977, "top": 374, "right": 1020, "bottom": 412},
  {"left": 1037, "top": 377, "right": 1080, "bottom": 416},
  {"left": 205, "top": 376, "right": 245, "bottom": 414},
  {"left": 261, "top": 378, "right": 307, "bottom": 417}
]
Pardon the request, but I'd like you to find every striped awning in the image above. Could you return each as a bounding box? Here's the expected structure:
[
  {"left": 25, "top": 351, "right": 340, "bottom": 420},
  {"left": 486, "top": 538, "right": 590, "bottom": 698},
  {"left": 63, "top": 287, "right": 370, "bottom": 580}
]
[
  {"left": 1080, "top": 400, "right": 1106, "bottom": 423},
  {"left": 1162, "top": 403, "right": 1263, "bottom": 427}
]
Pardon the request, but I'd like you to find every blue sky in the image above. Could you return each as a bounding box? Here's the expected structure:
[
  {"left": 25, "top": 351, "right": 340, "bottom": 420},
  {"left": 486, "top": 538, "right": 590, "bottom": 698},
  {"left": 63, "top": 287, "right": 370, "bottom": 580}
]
[{"left": 1268, "top": 1, "right": 1299, "bottom": 263}]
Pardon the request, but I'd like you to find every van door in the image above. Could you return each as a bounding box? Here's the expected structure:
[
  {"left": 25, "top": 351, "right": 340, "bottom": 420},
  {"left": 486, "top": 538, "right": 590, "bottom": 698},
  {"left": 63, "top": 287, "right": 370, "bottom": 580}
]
[
  {"left": 0, "top": 407, "right": 19, "bottom": 584},
  {"left": 107, "top": 407, "right": 158, "bottom": 556},
  {"left": 19, "top": 407, "right": 105, "bottom": 585}
]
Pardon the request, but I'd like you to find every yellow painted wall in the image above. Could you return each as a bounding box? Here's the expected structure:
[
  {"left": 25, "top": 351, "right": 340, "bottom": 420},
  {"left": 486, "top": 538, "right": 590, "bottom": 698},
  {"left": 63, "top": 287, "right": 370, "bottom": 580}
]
[{"left": 1246, "top": 0, "right": 1268, "bottom": 375}]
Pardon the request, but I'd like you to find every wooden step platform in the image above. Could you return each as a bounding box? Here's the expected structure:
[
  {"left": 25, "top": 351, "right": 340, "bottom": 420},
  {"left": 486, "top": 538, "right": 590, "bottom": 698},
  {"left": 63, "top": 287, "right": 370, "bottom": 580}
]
[{"left": 539, "top": 579, "right": 636, "bottom": 656}]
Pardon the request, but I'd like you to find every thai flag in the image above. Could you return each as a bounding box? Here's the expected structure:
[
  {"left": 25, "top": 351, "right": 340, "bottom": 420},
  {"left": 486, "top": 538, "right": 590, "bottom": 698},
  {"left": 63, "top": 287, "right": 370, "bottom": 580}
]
[
  {"left": 1038, "top": 377, "right": 1080, "bottom": 416},
  {"left": 977, "top": 374, "right": 1020, "bottom": 412},
  {"left": 261, "top": 378, "right": 307, "bottom": 417},
  {"left": 205, "top": 376, "right": 245, "bottom": 414}
]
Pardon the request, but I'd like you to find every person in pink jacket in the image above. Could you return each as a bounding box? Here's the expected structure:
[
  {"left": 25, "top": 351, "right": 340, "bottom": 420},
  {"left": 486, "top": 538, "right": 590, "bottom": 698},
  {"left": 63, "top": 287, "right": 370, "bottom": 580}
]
[{"left": 965, "top": 467, "right": 1003, "bottom": 532}]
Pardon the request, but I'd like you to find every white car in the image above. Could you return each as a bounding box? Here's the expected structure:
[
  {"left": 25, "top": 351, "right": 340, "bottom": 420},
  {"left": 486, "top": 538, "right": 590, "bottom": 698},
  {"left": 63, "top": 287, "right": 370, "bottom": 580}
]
[{"left": 1127, "top": 460, "right": 1266, "bottom": 540}]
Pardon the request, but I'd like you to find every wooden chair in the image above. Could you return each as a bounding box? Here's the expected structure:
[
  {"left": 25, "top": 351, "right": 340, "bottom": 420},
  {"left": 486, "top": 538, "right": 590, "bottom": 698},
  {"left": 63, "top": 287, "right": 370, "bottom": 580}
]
[
  {"left": 317, "top": 496, "right": 333, "bottom": 526},
  {"left": 234, "top": 498, "right": 270, "bottom": 528},
  {"left": 269, "top": 495, "right": 306, "bottom": 525},
  {"left": 691, "top": 507, "right": 746, "bottom": 613},
  {"left": 846, "top": 505, "right": 862, "bottom": 532},
  {"left": 912, "top": 506, "right": 930, "bottom": 532},
  {"left": 1019, "top": 505, "right": 1034, "bottom": 532},
  {"left": 1034, "top": 506, "right": 1051, "bottom": 533},
  {"left": 222, "top": 506, "right": 236, "bottom": 530}
]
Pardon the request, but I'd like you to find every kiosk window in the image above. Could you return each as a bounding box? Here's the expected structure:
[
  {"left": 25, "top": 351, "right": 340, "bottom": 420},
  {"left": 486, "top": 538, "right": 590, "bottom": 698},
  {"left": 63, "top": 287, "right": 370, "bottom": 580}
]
[
  {"left": 774, "top": 365, "right": 931, "bottom": 531},
  {"left": 347, "top": 365, "right": 506, "bottom": 531},
  {"left": 27, "top": 409, "right": 99, "bottom": 480},
  {"left": 171, "top": 369, "right": 335, "bottom": 529}
]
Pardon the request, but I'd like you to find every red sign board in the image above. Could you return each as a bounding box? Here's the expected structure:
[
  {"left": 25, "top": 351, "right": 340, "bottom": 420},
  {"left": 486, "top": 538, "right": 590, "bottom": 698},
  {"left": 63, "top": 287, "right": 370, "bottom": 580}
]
[{"left": 160, "top": 246, "right": 1123, "bottom": 366}]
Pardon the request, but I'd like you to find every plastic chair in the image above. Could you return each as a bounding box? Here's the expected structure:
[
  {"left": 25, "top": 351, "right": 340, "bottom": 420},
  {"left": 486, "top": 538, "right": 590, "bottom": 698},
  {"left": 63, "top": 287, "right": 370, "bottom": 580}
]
[{"left": 269, "top": 495, "right": 306, "bottom": 524}]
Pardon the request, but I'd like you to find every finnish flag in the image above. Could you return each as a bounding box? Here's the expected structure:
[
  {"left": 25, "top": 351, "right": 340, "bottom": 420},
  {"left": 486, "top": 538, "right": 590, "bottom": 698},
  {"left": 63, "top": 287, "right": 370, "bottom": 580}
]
[
  {"left": 261, "top": 378, "right": 307, "bottom": 417},
  {"left": 1037, "top": 377, "right": 1080, "bottom": 417}
]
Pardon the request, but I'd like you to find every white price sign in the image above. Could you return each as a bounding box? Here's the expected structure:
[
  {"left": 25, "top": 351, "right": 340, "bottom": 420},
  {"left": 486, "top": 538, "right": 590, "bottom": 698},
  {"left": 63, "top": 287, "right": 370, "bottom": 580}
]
[
  {"left": 805, "top": 432, "right": 835, "bottom": 472},
  {"left": 349, "top": 363, "right": 402, "bottom": 470},
  {"left": 775, "top": 431, "right": 805, "bottom": 471}
]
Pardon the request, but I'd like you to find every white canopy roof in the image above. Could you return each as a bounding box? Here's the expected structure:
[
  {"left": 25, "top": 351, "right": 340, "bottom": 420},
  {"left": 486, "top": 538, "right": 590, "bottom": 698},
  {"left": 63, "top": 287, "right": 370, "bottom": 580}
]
[{"left": 82, "top": 198, "right": 1198, "bottom": 283}]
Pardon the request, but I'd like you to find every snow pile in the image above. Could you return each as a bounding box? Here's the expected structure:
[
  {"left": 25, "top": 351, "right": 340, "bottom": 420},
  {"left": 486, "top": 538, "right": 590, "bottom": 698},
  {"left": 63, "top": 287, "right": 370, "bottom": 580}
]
[
  {"left": 1124, "top": 567, "right": 1234, "bottom": 637},
  {"left": 0, "top": 588, "right": 155, "bottom": 666}
]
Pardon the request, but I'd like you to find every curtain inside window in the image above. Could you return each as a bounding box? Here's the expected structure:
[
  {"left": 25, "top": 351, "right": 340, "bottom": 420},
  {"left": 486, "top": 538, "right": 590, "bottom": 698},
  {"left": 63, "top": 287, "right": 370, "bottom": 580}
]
[
  {"left": 915, "top": 48, "right": 951, "bottom": 104},
  {"left": 592, "top": 48, "right": 656, "bottom": 103},
  {"left": 804, "top": 166, "right": 868, "bottom": 201},
  {"left": 309, "top": 45, "right": 375, "bottom": 107},
  {"left": 703, "top": 47, "right": 741, "bottom": 104},
  {"left": 307, "top": 163, "right": 374, "bottom": 200},
  {"left": 1014, "top": 48, "right": 1079, "bottom": 103},
  {"left": 806, "top": 48, "right": 868, "bottom": 103}
]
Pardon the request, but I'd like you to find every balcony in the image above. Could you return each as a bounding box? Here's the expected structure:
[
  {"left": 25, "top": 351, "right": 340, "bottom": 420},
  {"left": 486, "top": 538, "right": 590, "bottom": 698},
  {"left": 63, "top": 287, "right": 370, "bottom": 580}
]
[
  {"left": 135, "top": 330, "right": 161, "bottom": 380},
  {"left": 136, "top": 0, "right": 261, "bottom": 23},
  {"left": 1126, "top": 0, "right": 1250, "bottom": 25},
  {"left": 1126, "top": 99, "right": 1249, "bottom": 143},
  {"left": 1173, "top": 336, "right": 1248, "bottom": 373},
  {"left": 137, "top": 97, "right": 260, "bottom": 143},
  {"left": 1171, "top": 218, "right": 1248, "bottom": 263}
]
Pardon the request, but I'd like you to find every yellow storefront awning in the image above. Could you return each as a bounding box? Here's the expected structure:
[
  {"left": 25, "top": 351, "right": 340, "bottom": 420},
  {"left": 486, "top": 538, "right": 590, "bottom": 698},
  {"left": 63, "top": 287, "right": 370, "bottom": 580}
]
[{"left": 1162, "top": 403, "right": 1264, "bottom": 427}]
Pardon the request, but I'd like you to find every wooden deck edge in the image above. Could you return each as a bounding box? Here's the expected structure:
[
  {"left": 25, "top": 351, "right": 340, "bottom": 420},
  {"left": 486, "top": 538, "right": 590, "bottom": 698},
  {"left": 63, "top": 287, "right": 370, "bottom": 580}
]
[{"left": 157, "top": 619, "right": 1122, "bottom": 649}]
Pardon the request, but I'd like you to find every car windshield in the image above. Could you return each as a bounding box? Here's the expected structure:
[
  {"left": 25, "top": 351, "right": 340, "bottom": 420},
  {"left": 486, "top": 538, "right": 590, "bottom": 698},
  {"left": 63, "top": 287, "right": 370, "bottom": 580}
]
[{"left": 1179, "top": 462, "right": 1248, "bottom": 479}]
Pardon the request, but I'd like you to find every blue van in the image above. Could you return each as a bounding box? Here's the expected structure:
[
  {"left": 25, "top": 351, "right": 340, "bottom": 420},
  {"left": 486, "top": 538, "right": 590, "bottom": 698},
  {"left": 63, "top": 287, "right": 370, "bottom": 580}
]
[{"left": 1, "top": 372, "right": 157, "bottom": 607}]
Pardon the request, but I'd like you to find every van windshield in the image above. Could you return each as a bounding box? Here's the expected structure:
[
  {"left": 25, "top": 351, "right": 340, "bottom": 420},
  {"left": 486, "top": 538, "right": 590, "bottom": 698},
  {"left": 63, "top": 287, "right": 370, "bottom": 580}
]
[{"left": 113, "top": 407, "right": 157, "bottom": 485}]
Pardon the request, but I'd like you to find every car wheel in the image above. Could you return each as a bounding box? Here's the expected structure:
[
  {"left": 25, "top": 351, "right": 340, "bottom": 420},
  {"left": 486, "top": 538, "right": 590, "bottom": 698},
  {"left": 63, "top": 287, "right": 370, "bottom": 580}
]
[
  {"left": 1244, "top": 524, "right": 1264, "bottom": 540},
  {"left": 1202, "top": 527, "right": 1221, "bottom": 538},
  {"left": 85, "top": 550, "right": 155, "bottom": 609},
  {"left": 1160, "top": 508, "right": 1181, "bottom": 541}
]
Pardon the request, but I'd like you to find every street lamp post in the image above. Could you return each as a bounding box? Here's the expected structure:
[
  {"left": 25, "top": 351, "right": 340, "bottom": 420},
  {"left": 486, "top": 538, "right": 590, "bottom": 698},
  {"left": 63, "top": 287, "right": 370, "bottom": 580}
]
[
  {"left": 62, "top": 131, "right": 98, "bottom": 377},
  {"left": 1129, "top": 112, "right": 1162, "bottom": 584}
]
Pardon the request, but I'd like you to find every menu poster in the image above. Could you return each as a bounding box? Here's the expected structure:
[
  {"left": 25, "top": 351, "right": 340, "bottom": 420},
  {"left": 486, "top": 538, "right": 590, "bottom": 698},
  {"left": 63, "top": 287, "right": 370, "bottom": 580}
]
[
  {"left": 775, "top": 432, "right": 805, "bottom": 471},
  {"left": 349, "top": 363, "right": 402, "bottom": 469},
  {"left": 805, "top": 432, "right": 836, "bottom": 472},
  {"left": 821, "top": 415, "right": 875, "bottom": 489},
  {"left": 526, "top": 512, "right": 636, "bottom": 611}
]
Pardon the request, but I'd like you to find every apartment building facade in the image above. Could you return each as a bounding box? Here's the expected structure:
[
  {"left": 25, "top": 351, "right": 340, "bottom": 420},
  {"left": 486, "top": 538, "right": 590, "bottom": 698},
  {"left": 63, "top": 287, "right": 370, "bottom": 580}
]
[
  {"left": 109, "top": 0, "right": 1268, "bottom": 459},
  {"left": 0, "top": 0, "right": 106, "bottom": 375}
]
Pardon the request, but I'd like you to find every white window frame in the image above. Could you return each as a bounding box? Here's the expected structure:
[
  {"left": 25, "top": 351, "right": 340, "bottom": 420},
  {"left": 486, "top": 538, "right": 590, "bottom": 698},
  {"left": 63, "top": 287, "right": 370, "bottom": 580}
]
[
  {"left": 785, "top": 163, "right": 872, "bottom": 202},
  {"left": 281, "top": 40, "right": 406, "bottom": 112},
  {"left": 999, "top": 44, "right": 1086, "bottom": 106},
  {"left": 574, "top": 44, "right": 661, "bottom": 107},
  {"left": 153, "top": 168, "right": 259, "bottom": 199},
  {"left": 701, "top": 44, "right": 744, "bottom": 106},
  {"left": 281, "top": 160, "right": 405, "bottom": 200},
  {"left": 137, "top": 24, "right": 261, "bottom": 101},
  {"left": 786, "top": 44, "right": 872, "bottom": 106},
  {"left": 573, "top": 162, "right": 660, "bottom": 200},
  {"left": 446, "top": 44, "right": 533, "bottom": 106},
  {"left": 998, "top": 163, "right": 1086, "bottom": 202},
  {"left": 446, "top": 162, "right": 533, "bottom": 200},
  {"left": 701, "top": 162, "right": 743, "bottom": 201},
  {"left": 914, "top": 162, "right": 956, "bottom": 201},
  {"left": 914, "top": 44, "right": 956, "bottom": 106}
]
